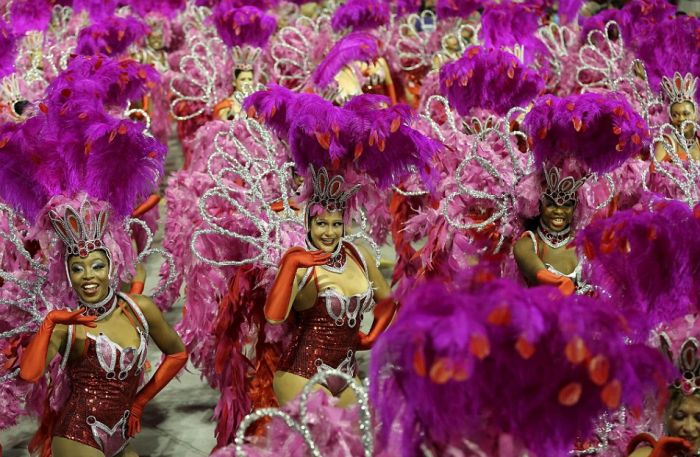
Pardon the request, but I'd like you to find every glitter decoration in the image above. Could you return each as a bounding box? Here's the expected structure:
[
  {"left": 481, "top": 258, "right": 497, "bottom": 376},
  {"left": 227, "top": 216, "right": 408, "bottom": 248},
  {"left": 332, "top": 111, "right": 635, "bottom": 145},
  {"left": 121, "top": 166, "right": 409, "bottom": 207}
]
[
  {"left": 124, "top": 218, "right": 176, "bottom": 298},
  {"left": 234, "top": 369, "right": 373, "bottom": 457}
]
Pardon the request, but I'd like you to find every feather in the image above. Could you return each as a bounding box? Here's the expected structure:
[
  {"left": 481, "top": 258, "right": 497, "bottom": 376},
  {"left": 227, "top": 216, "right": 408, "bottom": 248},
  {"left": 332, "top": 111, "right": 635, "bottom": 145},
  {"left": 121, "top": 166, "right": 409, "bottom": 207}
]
[
  {"left": 522, "top": 92, "right": 651, "bottom": 173},
  {"left": 312, "top": 32, "right": 379, "bottom": 89},
  {"left": 76, "top": 16, "right": 149, "bottom": 57},
  {"left": 213, "top": 4, "right": 277, "bottom": 49},
  {"left": 9, "top": 0, "right": 52, "bottom": 34},
  {"left": 0, "top": 21, "right": 18, "bottom": 78},
  {"left": 440, "top": 46, "right": 545, "bottom": 116},
  {"left": 436, "top": 0, "right": 482, "bottom": 18},
  {"left": 331, "top": 0, "right": 390, "bottom": 33}
]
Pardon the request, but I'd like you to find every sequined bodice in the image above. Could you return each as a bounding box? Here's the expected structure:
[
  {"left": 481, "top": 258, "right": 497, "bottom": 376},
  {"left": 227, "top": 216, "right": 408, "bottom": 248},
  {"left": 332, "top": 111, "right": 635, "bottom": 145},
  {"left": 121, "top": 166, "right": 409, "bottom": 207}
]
[
  {"left": 53, "top": 293, "right": 149, "bottom": 457},
  {"left": 278, "top": 242, "right": 375, "bottom": 395}
]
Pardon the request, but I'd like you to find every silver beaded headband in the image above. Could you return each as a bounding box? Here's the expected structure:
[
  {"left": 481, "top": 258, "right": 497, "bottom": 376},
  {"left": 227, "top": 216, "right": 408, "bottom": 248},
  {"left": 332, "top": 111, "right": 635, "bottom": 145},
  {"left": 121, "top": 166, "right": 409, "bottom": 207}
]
[
  {"left": 541, "top": 165, "right": 588, "bottom": 207},
  {"left": 661, "top": 72, "right": 698, "bottom": 115},
  {"left": 660, "top": 333, "right": 700, "bottom": 396}
]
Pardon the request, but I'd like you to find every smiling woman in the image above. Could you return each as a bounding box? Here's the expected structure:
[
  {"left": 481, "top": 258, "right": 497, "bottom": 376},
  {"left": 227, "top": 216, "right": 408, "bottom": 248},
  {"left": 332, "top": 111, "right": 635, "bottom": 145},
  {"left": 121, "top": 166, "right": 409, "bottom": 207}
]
[{"left": 513, "top": 166, "right": 589, "bottom": 296}]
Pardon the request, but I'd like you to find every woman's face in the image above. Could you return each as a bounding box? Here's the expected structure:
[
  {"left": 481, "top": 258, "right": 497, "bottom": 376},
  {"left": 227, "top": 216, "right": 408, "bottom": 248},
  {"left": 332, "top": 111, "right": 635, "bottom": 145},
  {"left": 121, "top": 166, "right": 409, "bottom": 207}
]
[
  {"left": 309, "top": 210, "right": 344, "bottom": 253},
  {"left": 540, "top": 197, "right": 575, "bottom": 233},
  {"left": 68, "top": 250, "right": 110, "bottom": 304},
  {"left": 235, "top": 70, "right": 254, "bottom": 93},
  {"left": 670, "top": 101, "right": 698, "bottom": 137},
  {"left": 668, "top": 394, "right": 700, "bottom": 452}
]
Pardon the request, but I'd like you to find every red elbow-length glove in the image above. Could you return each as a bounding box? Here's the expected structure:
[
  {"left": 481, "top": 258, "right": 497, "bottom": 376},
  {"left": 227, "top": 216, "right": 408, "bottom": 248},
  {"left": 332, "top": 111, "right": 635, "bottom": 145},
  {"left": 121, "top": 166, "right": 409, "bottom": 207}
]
[
  {"left": 127, "top": 351, "right": 188, "bottom": 437},
  {"left": 358, "top": 297, "right": 398, "bottom": 350},
  {"left": 264, "top": 247, "right": 330, "bottom": 322},
  {"left": 626, "top": 433, "right": 691, "bottom": 457},
  {"left": 19, "top": 308, "right": 96, "bottom": 383},
  {"left": 535, "top": 269, "right": 575, "bottom": 296}
]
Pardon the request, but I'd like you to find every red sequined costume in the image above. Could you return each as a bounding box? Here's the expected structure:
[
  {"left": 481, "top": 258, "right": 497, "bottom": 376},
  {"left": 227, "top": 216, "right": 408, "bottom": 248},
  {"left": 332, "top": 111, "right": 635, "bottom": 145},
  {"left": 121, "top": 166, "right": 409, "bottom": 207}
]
[
  {"left": 53, "top": 293, "right": 149, "bottom": 457},
  {"left": 277, "top": 242, "right": 375, "bottom": 396}
]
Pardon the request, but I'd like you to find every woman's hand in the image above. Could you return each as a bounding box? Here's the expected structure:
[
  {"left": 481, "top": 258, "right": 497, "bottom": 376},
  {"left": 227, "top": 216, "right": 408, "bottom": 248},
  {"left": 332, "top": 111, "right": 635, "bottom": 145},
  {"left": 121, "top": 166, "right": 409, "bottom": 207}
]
[{"left": 47, "top": 308, "right": 98, "bottom": 327}]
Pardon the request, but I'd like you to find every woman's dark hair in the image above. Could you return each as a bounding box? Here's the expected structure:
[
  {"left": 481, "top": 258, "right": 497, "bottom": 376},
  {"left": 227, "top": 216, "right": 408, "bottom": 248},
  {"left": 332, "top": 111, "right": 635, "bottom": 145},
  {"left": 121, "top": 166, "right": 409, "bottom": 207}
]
[
  {"left": 13, "top": 100, "right": 30, "bottom": 116},
  {"left": 234, "top": 69, "right": 244, "bottom": 79}
]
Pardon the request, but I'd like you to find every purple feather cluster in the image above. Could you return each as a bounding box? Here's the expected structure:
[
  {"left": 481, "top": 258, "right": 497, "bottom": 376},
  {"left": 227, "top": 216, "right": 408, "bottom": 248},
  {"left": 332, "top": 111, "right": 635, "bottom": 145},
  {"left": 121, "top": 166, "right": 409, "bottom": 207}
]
[
  {"left": 9, "top": 0, "right": 53, "bottom": 34},
  {"left": 369, "top": 277, "right": 671, "bottom": 457},
  {"left": 72, "top": 0, "right": 120, "bottom": 20},
  {"left": 312, "top": 32, "right": 379, "bottom": 89},
  {"left": 395, "top": 0, "right": 422, "bottom": 15},
  {"left": 244, "top": 85, "right": 440, "bottom": 189},
  {"left": 0, "top": 20, "right": 18, "bottom": 78},
  {"left": 125, "top": 0, "right": 187, "bottom": 18},
  {"left": 331, "top": 0, "right": 390, "bottom": 32},
  {"left": 76, "top": 16, "right": 149, "bottom": 57},
  {"left": 436, "top": 0, "right": 482, "bottom": 19},
  {"left": 522, "top": 92, "right": 651, "bottom": 173},
  {"left": 632, "top": 15, "right": 700, "bottom": 92},
  {"left": 0, "top": 54, "right": 165, "bottom": 221},
  {"left": 578, "top": 8, "right": 628, "bottom": 41},
  {"left": 480, "top": 1, "right": 549, "bottom": 66},
  {"left": 439, "top": 46, "right": 545, "bottom": 116},
  {"left": 578, "top": 199, "right": 700, "bottom": 341},
  {"left": 212, "top": 3, "right": 277, "bottom": 49}
]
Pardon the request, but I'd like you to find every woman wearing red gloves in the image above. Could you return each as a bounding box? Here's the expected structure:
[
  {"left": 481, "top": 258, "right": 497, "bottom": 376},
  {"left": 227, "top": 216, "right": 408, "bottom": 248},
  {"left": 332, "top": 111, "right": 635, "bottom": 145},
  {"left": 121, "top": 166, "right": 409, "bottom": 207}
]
[
  {"left": 513, "top": 166, "right": 589, "bottom": 296},
  {"left": 19, "top": 202, "right": 187, "bottom": 457},
  {"left": 264, "top": 167, "right": 396, "bottom": 407}
]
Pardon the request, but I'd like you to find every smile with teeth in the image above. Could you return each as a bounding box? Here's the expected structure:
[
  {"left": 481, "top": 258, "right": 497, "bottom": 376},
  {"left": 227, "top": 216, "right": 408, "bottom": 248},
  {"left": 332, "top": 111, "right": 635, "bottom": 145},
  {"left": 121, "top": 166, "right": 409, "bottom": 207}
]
[{"left": 82, "top": 284, "right": 99, "bottom": 292}]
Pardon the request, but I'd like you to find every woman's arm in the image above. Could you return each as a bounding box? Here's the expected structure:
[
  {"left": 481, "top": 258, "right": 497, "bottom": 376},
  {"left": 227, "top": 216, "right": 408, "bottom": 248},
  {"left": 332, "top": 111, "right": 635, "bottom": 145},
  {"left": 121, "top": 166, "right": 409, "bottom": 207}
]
[
  {"left": 357, "top": 244, "right": 396, "bottom": 349},
  {"left": 132, "top": 295, "right": 185, "bottom": 355},
  {"left": 357, "top": 244, "right": 391, "bottom": 301},
  {"left": 513, "top": 235, "right": 546, "bottom": 285}
]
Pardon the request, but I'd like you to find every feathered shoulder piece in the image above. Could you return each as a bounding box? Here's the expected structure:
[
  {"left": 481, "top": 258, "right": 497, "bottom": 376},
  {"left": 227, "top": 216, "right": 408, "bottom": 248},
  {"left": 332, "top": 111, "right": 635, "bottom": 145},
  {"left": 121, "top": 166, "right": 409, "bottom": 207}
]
[
  {"left": 331, "top": 0, "right": 390, "bottom": 33},
  {"left": 212, "top": 3, "right": 277, "bottom": 49},
  {"left": 522, "top": 92, "right": 650, "bottom": 173},
  {"left": 440, "top": 46, "right": 545, "bottom": 116}
]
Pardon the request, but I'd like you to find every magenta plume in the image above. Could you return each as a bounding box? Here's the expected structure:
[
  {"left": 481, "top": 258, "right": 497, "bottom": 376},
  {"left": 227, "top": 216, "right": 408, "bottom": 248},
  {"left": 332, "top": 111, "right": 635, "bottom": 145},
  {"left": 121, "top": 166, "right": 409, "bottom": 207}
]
[
  {"left": 440, "top": 46, "right": 545, "bottom": 116},
  {"left": 331, "top": 0, "right": 390, "bottom": 32},
  {"left": 76, "top": 16, "right": 149, "bottom": 57},
  {"left": 213, "top": 4, "right": 277, "bottom": 49},
  {"left": 0, "top": 20, "right": 17, "bottom": 78},
  {"left": 522, "top": 92, "right": 651, "bottom": 173},
  {"left": 312, "top": 32, "right": 379, "bottom": 89}
]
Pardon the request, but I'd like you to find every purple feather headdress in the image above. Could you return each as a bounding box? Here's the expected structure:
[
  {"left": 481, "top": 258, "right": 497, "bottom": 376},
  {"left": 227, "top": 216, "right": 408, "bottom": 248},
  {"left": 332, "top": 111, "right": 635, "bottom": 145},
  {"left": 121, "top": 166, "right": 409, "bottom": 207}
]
[
  {"left": 395, "top": 0, "right": 422, "bottom": 16},
  {"left": 0, "top": 20, "right": 18, "bottom": 79},
  {"left": 370, "top": 276, "right": 671, "bottom": 456},
  {"left": 440, "top": 46, "right": 545, "bottom": 116},
  {"left": 479, "top": 1, "right": 549, "bottom": 66},
  {"left": 578, "top": 199, "right": 700, "bottom": 342},
  {"left": 331, "top": 0, "right": 390, "bottom": 33},
  {"left": 436, "top": 0, "right": 482, "bottom": 18},
  {"left": 0, "top": 55, "right": 165, "bottom": 222},
  {"left": 212, "top": 4, "right": 277, "bottom": 49},
  {"left": 9, "top": 0, "right": 53, "bottom": 34},
  {"left": 76, "top": 16, "right": 149, "bottom": 57},
  {"left": 522, "top": 92, "right": 651, "bottom": 174},
  {"left": 125, "top": 0, "right": 187, "bottom": 18},
  {"left": 632, "top": 15, "right": 700, "bottom": 93},
  {"left": 245, "top": 86, "right": 440, "bottom": 189},
  {"left": 72, "top": 0, "right": 120, "bottom": 20},
  {"left": 312, "top": 32, "right": 379, "bottom": 89}
]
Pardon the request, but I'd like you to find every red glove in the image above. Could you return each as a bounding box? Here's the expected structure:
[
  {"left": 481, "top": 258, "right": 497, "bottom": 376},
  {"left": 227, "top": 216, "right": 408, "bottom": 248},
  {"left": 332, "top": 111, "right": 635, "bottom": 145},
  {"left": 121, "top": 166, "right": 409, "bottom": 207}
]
[
  {"left": 358, "top": 297, "right": 398, "bottom": 350},
  {"left": 264, "top": 247, "right": 330, "bottom": 322},
  {"left": 650, "top": 436, "right": 692, "bottom": 457},
  {"left": 127, "top": 351, "right": 187, "bottom": 437},
  {"left": 129, "top": 281, "right": 145, "bottom": 295},
  {"left": 626, "top": 433, "right": 692, "bottom": 457},
  {"left": 535, "top": 269, "right": 575, "bottom": 296},
  {"left": 19, "top": 308, "right": 97, "bottom": 382}
]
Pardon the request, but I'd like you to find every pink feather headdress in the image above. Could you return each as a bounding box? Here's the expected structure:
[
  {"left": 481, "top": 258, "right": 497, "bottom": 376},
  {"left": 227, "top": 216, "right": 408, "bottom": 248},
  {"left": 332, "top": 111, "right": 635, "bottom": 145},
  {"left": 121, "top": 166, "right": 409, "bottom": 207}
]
[
  {"left": 331, "top": 0, "right": 390, "bottom": 33},
  {"left": 522, "top": 92, "right": 651, "bottom": 174},
  {"left": 440, "top": 46, "right": 545, "bottom": 116},
  {"left": 370, "top": 276, "right": 671, "bottom": 456},
  {"left": 76, "top": 16, "right": 149, "bottom": 57},
  {"left": 213, "top": 3, "right": 277, "bottom": 49},
  {"left": 245, "top": 85, "right": 441, "bottom": 189},
  {"left": 0, "top": 20, "right": 17, "bottom": 78},
  {"left": 312, "top": 32, "right": 379, "bottom": 89}
]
